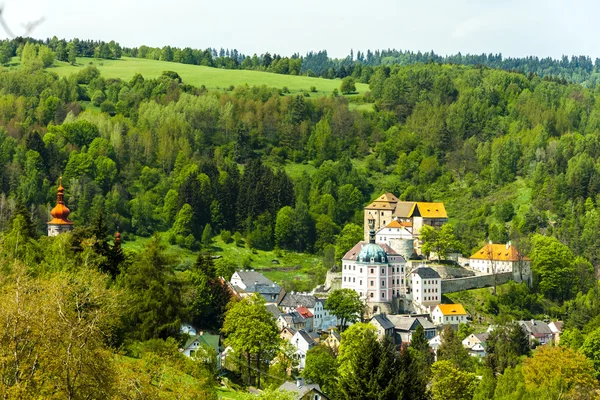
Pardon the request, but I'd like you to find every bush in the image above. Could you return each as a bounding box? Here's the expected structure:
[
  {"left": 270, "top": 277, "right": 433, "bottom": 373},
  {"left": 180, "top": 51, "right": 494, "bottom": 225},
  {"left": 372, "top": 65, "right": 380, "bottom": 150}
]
[
  {"left": 310, "top": 86, "right": 317, "bottom": 92},
  {"left": 233, "top": 232, "right": 244, "bottom": 247},
  {"left": 100, "top": 100, "right": 116, "bottom": 115},
  {"left": 92, "top": 90, "right": 106, "bottom": 107},
  {"left": 340, "top": 76, "right": 356, "bottom": 94},
  {"left": 220, "top": 230, "right": 233, "bottom": 244}
]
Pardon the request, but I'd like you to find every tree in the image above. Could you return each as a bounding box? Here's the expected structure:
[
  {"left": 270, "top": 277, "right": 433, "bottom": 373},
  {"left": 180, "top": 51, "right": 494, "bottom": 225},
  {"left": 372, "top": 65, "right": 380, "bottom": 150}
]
[
  {"left": 120, "top": 235, "right": 184, "bottom": 340},
  {"left": 436, "top": 325, "right": 472, "bottom": 371},
  {"left": 202, "top": 223, "right": 214, "bottom": 248},
  {"left": 523, "top": 345, "right": 599, "bottom": 398},
  {"left": 325, "top": 289, "right": 363, "bottom": 331},
  {"left": 38, "top": 45, "right": 55, "bottom": 68},
  {"left": 485, "top": 322, "right": 530, "bottom": 374},
  {"left": 430, "top": 360, "right": 477, "bottom": 400},
  {"left": 222, "top": 294, "right": 280, "bottom": 388},
  {"left": 530, "top": 234, "right": 576, "bottom": 302},
  {"left": 473, "top": 367, "right": 496, "bottom": 400},
  {"left": 421, "top": 224, "right": 462, "bottom": 260},
  {"left": 303, "top": 345, "right": 338, "bottom": 394},
  {"left": 67, "top": 41, "right": 77, "bottom": 65},
  {"left": 340, "top": 76, "right": 356, "bottom": 94},
  {"left": 335, "top": 223, "right": 363, "bottom": 267},
  {"left": 275, "top": 206, "right": 295, "bottom": 249},
  {"left": 580, "top": 326, "right": 600, "bottom": 379}
]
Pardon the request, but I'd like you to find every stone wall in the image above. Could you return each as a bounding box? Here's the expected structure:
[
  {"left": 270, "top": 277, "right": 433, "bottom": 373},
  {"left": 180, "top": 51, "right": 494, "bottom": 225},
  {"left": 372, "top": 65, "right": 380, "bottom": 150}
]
[{"left": 441, "top": 272, "right": 514, "bottom": 294}]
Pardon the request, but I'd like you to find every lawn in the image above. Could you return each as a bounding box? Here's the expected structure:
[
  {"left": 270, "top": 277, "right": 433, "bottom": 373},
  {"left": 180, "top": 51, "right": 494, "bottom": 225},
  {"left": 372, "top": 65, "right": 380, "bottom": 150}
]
[
  {"left": 46, "top": 57, "right": 369, "bottom": 96},
  {"left": 122, "top": 233, "right": 324, "bottom": 291}
]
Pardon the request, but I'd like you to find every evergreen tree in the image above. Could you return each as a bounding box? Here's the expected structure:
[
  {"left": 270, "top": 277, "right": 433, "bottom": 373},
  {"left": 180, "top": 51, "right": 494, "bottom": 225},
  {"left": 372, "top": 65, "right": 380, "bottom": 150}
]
[{"left": 437, "top": 325, "right": 472, "bottom": 371}]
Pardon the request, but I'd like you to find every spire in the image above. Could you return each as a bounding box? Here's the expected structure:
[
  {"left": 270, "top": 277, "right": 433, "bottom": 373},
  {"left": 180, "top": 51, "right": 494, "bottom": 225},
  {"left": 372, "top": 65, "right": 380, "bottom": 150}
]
[{"left": 368, "top": 218, "right": 376, "bottom": 244}]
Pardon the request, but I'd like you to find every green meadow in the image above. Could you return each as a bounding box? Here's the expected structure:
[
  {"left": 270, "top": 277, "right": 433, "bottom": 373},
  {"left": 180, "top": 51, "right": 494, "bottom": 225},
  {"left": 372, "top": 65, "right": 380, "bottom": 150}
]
[{"left": 47, "top": 57, "right": 369, "bottom": 96}]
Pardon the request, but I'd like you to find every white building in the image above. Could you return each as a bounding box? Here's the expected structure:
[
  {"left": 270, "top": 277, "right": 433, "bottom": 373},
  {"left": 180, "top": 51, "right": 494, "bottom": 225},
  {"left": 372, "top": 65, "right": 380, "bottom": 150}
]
[
  {"left": 289, "top": 330, "right": 316, "bottom": 369},
  {"left": 469, "top": 242, "right": 530, "bottom": 275},
  {"left": 341, "top": 232, "right": 406, "bottom": 313},
  {"left": 375, "top": 220, "right": 415, "bottom": 259},
  {"left": 277, "top": 293, "right": 337, "bottom": 331},
  {"left": 407, "top": 266, "right": 442, "bottom": 309},
  {"left": 230, "top": 270, "right": 283, "bottom": 304},
  {"left": 431, "top": 304, "right": 468, "bottom": 326}
]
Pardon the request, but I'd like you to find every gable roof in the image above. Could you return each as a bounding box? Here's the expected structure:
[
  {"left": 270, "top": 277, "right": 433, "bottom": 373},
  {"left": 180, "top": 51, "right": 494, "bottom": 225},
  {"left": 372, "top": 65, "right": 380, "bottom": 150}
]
[
  {"left": 266, "top": 304, "right": 282, "bottom": 319},
  {"left": 519, "top": 320, "right": 552, "bottom": 336},
  {"left": 296, "top": 330, "right": 316, "bottom": 346},
  {"left": 365, "top": 193, "right": 399, "bottom": 210},
  {"left": 182, "top": 332, "right": 220, "bottom": 352},
  {"left": 393, "top": 202, "right": 417, "bottom": 218},
  {"left": 435, "top": 304, "right": 468, "bottom": 316},
  {"left": 386, "top": 315, "right": 420, "bottom": 331},
  {"left": 342, "top": 241, "right": 404, "bottom": 261},
  {"left": 411, "top": 266, "right": 441, "bottom": 279},
  {"left": 280, "top": 311, "right": 306, "bottom": 325},
  {"left": 278, "top": 293, "right": 318, "bottom": 309},
  {"left": 416, "top": 202, "right": 448, "bottom": 219},
  {"left": 371, "top": 314, "right": 395, "bottom": 330},
  {"left": 296, "top": 306, "right": 314, "bottom": 319},
  {"left": 278, "top": 381, "right": 327, "bottom": 400},
  {"left": 470, "top": 243, "right": 530, "bottom": 262},
  {"left": 416, "top": 317, "right": 436, "bottom": 330},
  {"left": 233, "top": 270, "right": 274, "bottom": 286}
]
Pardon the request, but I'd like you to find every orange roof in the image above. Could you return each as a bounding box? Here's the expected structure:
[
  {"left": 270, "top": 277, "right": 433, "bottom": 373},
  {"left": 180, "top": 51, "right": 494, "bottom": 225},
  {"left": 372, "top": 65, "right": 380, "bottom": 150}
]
[
  {"left": 385, "top": 220, "right": 404, "bottom": 228},
  {"left": 436, "top": 304, "right": 468, "bottom": 316},
  {"left": 365, "top": 192, "right": 399, "bottom": 210},
  {"left": 415, "top": 202, "right": 448, "bottom": 219},
  {"left": 470, "top": 244, "right": 530, "bottom": 262},
  {"left": 48, "top": 179, "right": 73, "bottom": 225},
  {"left": 297, "top": 306, "right": 314, "bottom": 318}
]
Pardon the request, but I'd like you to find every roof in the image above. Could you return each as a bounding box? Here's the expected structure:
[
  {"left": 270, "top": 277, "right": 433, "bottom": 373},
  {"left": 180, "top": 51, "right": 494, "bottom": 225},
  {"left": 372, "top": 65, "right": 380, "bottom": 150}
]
[
  {"left": 365, "top": 193, "right": 399, "bottom": 210},
  {"left": 549, "top": 321, "right": 563, "bottom": 333},
  {"left": 245, "top": 283, "right": 282, "bottom": 295},
  {"left": 233, "top": 271, "right": 275, "bottom": 286},
  {"left": 266, "top": 304, "right": 282, "bottom": 319},
  {"left": 411, "top": 266, "right": 441, "bottom": 279},
  {"left": 182, "top": 332, "right": 220, "bottom": 352},
  {"left": 281, "top": 311, "right": 306, "bottom": 325},
  {"left": 278, "top": 293, "right": 318, "bottom": 308},
  {"left": 519, "top": 320, "right": 552, "bottom": 336},
  {"left": 393, "top": 202, "right": 417, "bottom": 218},
  {"left": 278, "top": 381, "right": 326, "bottom": 400},
  {"left": 343, "top": 241, "right": 404, "bottom": 261},
  {"left": 385, "top": 220, "right": 405, "bottom": 229},
  {"left": 296, "top": 306, "right": 314, "bottom": 318},
  {"left": 329, "top": 331, "right": 341, "bottom": 341},
  {"left": 386, "top": 315, "right": 420, "bottom": 331},
  {"left": 371, "top": 314, "right": 395, "bottom": 330},
  {"left": 416, "top": 317, "right": 436, "bottom": 330},
  {"left": 416, "top": 202, "right": 448, "bottom": 219},
  {"left": 470, "top": 243, "right": 530, "bottom": 262},
  {"left": 297, "top": 330, "right": 316, "bottom": 346},
  {"left": 435, "top": 304, "right": 468, "bottom": 316}
]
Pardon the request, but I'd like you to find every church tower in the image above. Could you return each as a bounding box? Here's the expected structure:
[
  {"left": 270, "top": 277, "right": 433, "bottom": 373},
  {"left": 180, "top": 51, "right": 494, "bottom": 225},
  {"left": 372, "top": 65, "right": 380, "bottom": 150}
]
[{"left": 47, "top": 178, "right": 74, "bottom": 236}]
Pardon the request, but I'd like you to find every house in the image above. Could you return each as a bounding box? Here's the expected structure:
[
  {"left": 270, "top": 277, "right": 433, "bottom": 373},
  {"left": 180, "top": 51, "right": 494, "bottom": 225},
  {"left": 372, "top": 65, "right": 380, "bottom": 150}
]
[
  {"left": 386, "top": 315, "right": 436, "bottom": 344},
  {"left": 230, "top": 270, "right": 283, "bottom": 304},
  {"left": 297, "top": 306, "right": 314, "bottom": 331},
  {"left": 407, "top": 266, "right": 442, "bottom": 309},
  {"left": 341, "top": 222, "right": 407, "bottom": 314},
  {"left": 278, "top": 379, "right": 330, "bottom": 400},
  {"left": 180, "top": 332, "right": 221, "bottom": 369},
  {"left": 549, "top": 321, "right": 563, "bottom": 345},
  {"left": 289, "top": 330, "right": 316, "bottom": 369},
  {"left": 431, "top": 304, "right": 468, "bottom": 326},
  {"left": 469, "top": 242, "right": 531, "bottom": 277},
  {"left": 180, "top": 323, "right": 197, "bottom": 337},
  {"left": 429, "top": 334, "right": 443, "bottom": 355},
  {"left": 370, "top": 314, "right": 395, "bottom": 341},
  {"left": 278, "top": 311, "right": 308, "bottom": 332},
  {"left": 375, "top": 220, "right": 415, "bottom": 260},
  {"left": 519, "top": 320, "right": 553, "bottom": 345},
  {"left": 280, "top": 326, "right": 297, "bottom": 341},
  {"left": 324, "top": 330, "right": 341, "bottom": 350},
  {"left": 266, "top": 304, "right": 283, "bottom": 320},
  {"left": 278, "top": 292, "right": 337, "bottom": 331},
  {"left": 462, "top": 333, "right": 489, "bottom": 357}
]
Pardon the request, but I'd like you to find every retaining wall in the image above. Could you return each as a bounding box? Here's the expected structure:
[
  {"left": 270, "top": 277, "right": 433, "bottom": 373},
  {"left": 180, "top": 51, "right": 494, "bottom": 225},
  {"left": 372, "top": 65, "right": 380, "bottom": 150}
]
[{"left": 441, "top": 272, "right": 513, "bottom": 293}]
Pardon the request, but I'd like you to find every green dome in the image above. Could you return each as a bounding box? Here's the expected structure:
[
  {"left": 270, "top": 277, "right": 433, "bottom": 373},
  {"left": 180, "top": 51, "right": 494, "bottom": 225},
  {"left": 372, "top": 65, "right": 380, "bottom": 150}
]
[{"left": 357, "top": 243, "right": 388, "bottom": 263}]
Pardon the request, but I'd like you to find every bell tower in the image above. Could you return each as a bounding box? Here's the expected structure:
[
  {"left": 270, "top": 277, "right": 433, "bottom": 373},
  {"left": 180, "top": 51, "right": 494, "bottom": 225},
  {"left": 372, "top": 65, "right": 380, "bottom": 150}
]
[{"left": 47, "top": 178, "right": 74, "bottom": 236}]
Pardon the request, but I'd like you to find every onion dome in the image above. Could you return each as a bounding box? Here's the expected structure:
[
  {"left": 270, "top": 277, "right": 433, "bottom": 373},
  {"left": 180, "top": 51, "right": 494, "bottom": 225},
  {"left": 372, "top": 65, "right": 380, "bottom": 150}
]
[
  {"left": 358, "top": 218, "right": 388, "bottom": 263},
  {"left": 48, "top": 178, "right": 73, "bottom": 225}
]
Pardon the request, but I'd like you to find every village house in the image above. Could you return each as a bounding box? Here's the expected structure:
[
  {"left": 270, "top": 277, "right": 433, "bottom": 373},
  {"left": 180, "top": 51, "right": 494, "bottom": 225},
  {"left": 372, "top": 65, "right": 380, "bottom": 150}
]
[
  {"left": 469, "top": 242, "right": 531, "bottom": 276},
  {"left": 278, "top": 311, "right": 309, "bottom": 332},
  {"left": 369, "top": 314, "right": 395, "bottom": 341},
  {"left": 386, "top": 315, "right": 437, "bottom": 344},
  {"left": 297, "top": 306, "right": 314, "bottom": 331},
  {"left": 289, "top": 330, "right": 316, "bottom": 369},
  {"left": 280, "top": 326, "right": 297, "bottom": 341},
  {"left": 428, "top": 334, "right": 443, "bottom": 356},
  {"left": 229, "top": 270, "right": 283, "bottom": 304},
  {"left": 519, "top": 320, "right": 553, "bottom": 345},
  {"left": 431, "top": 304, "right": 468, "bottom": 326},
  {"left": 462, "top": 333, "right": 489, "bottom": 357},
  {"left": 180, "top": 331, "right": 221, "bottom": 369},
  {"left": 278, "top": 292, "right": 337, "bottom": 331},
  {"left": 323, "top": 330, "right": 341, "bottom": 351},
  {"left": 549, "top": 321, "right": 563, "bottom": 345},
  {"left": 278, "top": 379, "right": 330, "bottom": 400}
]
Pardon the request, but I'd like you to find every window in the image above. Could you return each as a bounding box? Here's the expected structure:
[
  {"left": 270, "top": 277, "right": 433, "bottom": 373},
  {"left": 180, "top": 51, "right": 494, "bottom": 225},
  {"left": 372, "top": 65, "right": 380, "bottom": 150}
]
[
  {"left": 360, "top": 268, "right": 362, "bottom": 273},
  {"left": 353, "top": 265, "right": 355, "bottom": 270},
  {"left": 359, "top": 280, "right": 362, "bottom": 285},
  {"left": 370, "top": 280, "right": 374, "bottom": 286},
  {"left": 382, "top": 292, "right": 385, "bottom": 299},
  {"left": 381, "top": 280, "right": 385, "bottom": 287},
  {"left": 370, "top": 293, "right": 374, "bottom": 298},
  {"left": 381, "top": 212, "right": 384, "bottom": 216},
  {"left": 353, "top": 278, "right": 355, "bottom": 283},
  {"left": 344, "top": 277, "right": 346, "bottom": 282},
  {"left": 381, "top": 268, "right": 385, "bottom": 274},
  {"left": 370, "top": 269, "right": 374, "bottom": 273}
]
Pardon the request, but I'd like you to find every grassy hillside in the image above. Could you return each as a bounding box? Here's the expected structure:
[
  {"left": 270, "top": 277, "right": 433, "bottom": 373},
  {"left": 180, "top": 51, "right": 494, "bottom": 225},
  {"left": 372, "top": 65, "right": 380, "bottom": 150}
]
[{"left": 47, "top": 57, "right": 369, "bottom": 96}]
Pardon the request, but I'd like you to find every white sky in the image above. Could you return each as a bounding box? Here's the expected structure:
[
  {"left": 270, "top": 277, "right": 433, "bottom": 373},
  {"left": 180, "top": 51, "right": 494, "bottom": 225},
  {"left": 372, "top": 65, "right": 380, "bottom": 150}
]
[{"left": 3, "top": 0, "right": 598, "bottom": 60}]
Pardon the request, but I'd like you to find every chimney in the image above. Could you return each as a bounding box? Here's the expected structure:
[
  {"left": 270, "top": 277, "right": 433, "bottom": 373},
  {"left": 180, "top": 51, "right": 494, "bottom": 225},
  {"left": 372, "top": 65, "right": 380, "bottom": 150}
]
[
  {"left": 507, "top": 241, "right": 511, "bottom": 249},
  {"left": 296, "top": 378, "right": 304, "bottom": 388},
  {"left": 254, "top": 281, "right": 258, "bottom": 287}
]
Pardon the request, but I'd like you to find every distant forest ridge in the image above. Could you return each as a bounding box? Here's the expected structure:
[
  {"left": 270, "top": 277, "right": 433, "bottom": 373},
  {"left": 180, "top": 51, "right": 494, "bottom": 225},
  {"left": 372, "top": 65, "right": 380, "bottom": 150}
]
[{"left": 9, "top": 36, "right": 600, "bottom": 85}]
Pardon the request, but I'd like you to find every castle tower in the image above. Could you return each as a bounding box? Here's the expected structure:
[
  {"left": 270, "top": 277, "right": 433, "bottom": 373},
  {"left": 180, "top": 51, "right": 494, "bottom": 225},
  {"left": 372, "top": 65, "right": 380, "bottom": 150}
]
[{"left": 47, "top": 178, "right": 74, "bottom": 236}]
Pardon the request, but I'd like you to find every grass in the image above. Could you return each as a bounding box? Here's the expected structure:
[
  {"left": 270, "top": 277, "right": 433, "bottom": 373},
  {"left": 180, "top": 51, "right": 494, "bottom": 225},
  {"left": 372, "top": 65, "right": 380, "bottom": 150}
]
[
  {"left": 122, "top": 233, "right": 324, "bottom": 291},
  {"left": 45, "top": 57, "right": 369, "bottom": 96},
  {"left": 216, "top": 387, "right": 246, "bottom": 400}
]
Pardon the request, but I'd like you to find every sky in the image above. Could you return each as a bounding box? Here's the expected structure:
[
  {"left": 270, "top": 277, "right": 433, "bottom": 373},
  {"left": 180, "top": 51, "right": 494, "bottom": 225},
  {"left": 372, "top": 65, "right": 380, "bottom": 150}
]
[{"left": 3, "top": 0, "right": 598, "bottom": 60}]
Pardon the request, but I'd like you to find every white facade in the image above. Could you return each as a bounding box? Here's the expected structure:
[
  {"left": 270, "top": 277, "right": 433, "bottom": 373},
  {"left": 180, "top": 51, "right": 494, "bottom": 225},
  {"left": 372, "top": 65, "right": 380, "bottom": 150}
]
[
  {"left": 313, "top": 300, "right": 337, "bottom": 331},
  {"left": 341, "top": 247, "right": 406, "bottom": 303},
  {"left": 48, "top": 223, "right": 73, "bottom": 237},
  {"left": 431, "top": 305, "right": 468, "bottom": 325},
  {"left": 289, "top": 331, "right": 315, "bottom": 369},
  {"left": 407, "top": 271, "right": 441, "bottom": 308}
]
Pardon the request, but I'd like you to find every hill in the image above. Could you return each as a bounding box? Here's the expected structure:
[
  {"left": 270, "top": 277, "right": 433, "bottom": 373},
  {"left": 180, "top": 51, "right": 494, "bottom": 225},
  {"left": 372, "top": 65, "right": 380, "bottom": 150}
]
[{"left": 47, "top": 57, "right": 369, "bottom": 96}]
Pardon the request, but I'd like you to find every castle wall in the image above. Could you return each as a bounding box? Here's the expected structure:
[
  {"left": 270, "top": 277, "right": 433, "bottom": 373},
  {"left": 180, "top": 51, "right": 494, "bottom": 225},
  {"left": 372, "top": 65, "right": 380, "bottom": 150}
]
[{"left": 441, "top": 272, "right": 513, "bottom": 293}]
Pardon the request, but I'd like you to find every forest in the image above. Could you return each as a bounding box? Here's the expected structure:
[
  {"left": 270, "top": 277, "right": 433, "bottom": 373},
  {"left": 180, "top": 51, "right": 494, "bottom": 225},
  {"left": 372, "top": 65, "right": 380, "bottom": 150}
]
[{"left": 2, "top": 37, "right": 600, "bottom": 398}]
